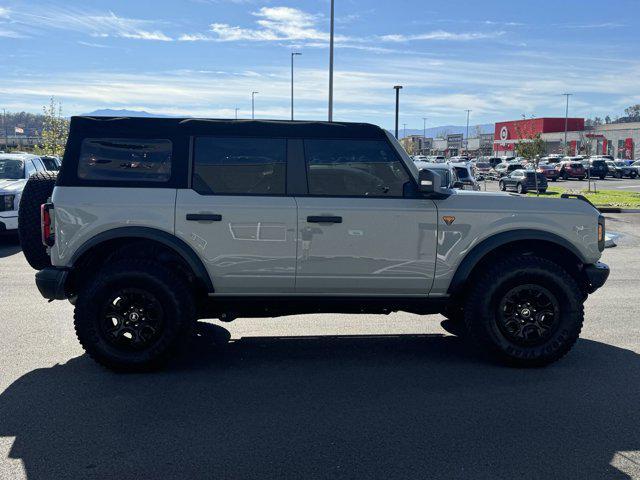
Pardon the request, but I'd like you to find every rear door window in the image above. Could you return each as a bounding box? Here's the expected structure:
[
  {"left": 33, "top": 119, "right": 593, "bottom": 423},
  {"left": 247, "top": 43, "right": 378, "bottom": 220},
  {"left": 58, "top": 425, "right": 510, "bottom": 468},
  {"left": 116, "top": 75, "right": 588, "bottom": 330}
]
[
  {"left": 78, "top": 138, "right": 172, "bottom": 182},
  {"left": 192, "top": 137, "right": 286, "bottom": 195}
]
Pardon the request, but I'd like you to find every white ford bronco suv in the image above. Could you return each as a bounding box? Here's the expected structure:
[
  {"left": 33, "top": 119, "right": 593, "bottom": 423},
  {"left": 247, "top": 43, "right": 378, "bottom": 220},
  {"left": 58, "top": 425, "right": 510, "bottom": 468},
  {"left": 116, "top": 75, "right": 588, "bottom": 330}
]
[{"left": 20, "top": 116, "right": 609, "bottom": 371}]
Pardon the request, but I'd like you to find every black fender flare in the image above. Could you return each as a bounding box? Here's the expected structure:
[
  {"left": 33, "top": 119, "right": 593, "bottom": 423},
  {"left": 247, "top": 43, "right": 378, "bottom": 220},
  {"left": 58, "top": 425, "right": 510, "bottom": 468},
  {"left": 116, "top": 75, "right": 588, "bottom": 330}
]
[
  {"left": 447, "top": 229, "right": 588, "bottom": 295},
  {"left": 70, "top": 227, "right": 214, "bottom": 293}
]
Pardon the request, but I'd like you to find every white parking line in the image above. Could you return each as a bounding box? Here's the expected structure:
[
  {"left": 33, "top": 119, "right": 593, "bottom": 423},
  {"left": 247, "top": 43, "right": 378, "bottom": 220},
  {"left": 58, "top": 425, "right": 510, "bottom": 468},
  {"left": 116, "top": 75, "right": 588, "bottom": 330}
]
[{"left": 614, "top": 185, "right": 640, "bottom": 189}]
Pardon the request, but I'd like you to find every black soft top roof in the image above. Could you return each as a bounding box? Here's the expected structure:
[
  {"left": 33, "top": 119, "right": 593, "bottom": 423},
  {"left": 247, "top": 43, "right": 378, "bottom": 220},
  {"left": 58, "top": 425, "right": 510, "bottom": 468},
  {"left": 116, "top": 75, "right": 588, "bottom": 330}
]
[{"left": 69, "top": 116, "right": 387, "bottom": 140}]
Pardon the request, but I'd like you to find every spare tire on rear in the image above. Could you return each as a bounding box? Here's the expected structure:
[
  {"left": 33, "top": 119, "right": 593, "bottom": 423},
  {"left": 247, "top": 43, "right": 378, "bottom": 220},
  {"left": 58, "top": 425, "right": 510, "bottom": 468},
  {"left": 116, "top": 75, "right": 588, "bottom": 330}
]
[{"left": 18, "top": 171, "right": 57, "bottom": 270}]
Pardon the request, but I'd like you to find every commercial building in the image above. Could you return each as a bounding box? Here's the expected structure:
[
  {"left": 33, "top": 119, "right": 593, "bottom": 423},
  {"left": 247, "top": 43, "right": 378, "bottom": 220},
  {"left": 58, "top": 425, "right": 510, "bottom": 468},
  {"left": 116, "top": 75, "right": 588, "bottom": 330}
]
[
  {"left": 400, "top": 135, "right": 433, "bottom": 155},
  {"left": 493, "top": 117, "right": 639, "bottom": 159}
]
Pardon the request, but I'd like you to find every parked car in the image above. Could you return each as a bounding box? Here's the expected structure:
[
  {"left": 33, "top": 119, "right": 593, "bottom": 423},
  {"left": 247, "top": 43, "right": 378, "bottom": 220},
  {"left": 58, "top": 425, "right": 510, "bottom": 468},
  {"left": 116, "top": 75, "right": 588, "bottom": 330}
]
[
  {"left": 473, "top": 160, "right": 493, "bottom": 178},
  {"left": 631, "top": 160, "right": 640, "bottom": 176},
  {"left": 494, "top": 161, "right": 525, "bottom": 178},
  {"left": 584, "top": 158, "right": 609, "bottom": 180},
  {"left": 414, "top": 161, "right": 460, "bottom": 189},
  {"left": 0, "top": 153, "right": 55, "bottom": 233},
  {"left": 21, "top": 116, "right": 609, "bottom": 371},
  {"left": 541, "top": 155, "right": 563, "bottom": 164},
  {"left": 536, "top": 163, "right": 560, "bottom": 181},
  {"left": 606, "top": 160, "right": 637, "bottom": 178},
  {"left": 499, "top": 169, "right": 548, "bottom": 193},
  {"left": 555, "top": 160, "right": 586, "bottom": 180},
  {"left": 451, "top": 162, "right": 481, "bottom": 190}
]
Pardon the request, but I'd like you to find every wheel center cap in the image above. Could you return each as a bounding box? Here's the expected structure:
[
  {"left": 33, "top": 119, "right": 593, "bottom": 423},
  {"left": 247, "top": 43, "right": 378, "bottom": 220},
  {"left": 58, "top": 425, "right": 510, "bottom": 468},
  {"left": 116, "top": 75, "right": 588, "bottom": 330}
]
[
  {"left": 129, "top": 312, "right": 140, "bottom": 321},
  {"left": 520, "top": 308, "right": 531, "bottom": 318}
]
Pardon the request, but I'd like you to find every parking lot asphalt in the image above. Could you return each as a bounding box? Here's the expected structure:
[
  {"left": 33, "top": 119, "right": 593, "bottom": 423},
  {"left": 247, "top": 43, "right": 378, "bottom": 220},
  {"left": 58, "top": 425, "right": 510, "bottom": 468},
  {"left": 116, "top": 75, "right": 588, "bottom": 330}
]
[{"left": 0, "top": 215, "right": 639, "bottom": 480}]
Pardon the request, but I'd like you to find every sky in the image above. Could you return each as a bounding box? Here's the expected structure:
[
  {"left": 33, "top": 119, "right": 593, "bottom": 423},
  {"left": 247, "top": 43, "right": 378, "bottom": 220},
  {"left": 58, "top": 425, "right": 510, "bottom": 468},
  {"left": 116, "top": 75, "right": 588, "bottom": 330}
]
[{"left": 0, "top": 0, "right": 639, "bottom": 129}]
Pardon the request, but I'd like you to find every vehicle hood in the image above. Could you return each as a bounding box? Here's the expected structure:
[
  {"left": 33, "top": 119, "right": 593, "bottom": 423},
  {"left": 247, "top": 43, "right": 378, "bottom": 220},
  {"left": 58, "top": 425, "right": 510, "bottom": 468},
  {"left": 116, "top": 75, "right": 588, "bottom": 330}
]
[{"left": 0, "top": 179, "right": 27, "bottom": 194}]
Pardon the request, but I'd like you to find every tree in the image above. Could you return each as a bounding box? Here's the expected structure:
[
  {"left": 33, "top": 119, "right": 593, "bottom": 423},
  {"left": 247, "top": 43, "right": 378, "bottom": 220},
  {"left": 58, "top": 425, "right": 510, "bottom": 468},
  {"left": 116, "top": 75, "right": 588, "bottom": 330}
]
[
  {"left": 624, "top": 104, "right": 640, "bottom": 119},
  {"left": 514, "top": 122, "right": 546, "bottom": 160},
  {"left": 34, "top": 97, "right": 69, "bottom": 157},
  {"left": 515, "top": 134, "right": 546, "bottom": 159}
]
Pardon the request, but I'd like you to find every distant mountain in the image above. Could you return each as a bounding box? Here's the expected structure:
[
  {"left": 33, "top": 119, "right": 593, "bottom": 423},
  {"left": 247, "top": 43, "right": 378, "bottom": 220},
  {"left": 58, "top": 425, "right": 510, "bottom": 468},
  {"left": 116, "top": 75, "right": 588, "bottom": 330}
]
[
  {"left": 81, "top": 109, "right": 177, "bottom": 117},
  {"left": 398, "top": 124, "right": 495, "bottom": 139}
]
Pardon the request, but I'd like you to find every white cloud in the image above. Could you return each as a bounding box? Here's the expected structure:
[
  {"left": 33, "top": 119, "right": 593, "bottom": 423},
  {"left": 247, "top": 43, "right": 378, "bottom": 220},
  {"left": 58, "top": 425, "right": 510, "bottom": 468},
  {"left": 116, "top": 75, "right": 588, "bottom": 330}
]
[
  {"left": 380, "top": 30, "right": 505, "bottom": 42},
  {"left": 0, "top": 6, "right": 10, "bottom": 18},
  {"left": 197, "top": 6, "right": 348, "bottom": 42},
  {"left": 3, "top": 7, "right": 174, "bottom": 41}
]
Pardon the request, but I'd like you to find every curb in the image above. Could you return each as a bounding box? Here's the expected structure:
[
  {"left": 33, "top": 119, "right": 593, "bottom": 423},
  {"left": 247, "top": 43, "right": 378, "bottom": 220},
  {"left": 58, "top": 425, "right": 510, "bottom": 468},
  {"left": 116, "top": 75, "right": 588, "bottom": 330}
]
[{"left": 598, "top": 208, "right": 640, "bottom": 213}]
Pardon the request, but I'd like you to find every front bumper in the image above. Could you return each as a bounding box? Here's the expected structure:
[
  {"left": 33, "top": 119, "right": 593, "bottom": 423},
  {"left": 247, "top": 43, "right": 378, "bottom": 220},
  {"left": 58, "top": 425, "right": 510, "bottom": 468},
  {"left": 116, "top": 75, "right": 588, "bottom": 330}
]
[
  {"left": 35, "top": 267, "right": 69, "bottom": 300},
  {"left": 583, "top": 262, "right": 610, "bottom": 294}
]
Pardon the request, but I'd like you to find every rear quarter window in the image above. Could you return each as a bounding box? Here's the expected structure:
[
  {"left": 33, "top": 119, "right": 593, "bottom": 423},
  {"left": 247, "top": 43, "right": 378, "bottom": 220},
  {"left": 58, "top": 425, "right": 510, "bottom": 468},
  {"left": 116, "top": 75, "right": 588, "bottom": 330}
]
[{"left": 77, "top": 138, "right": 172, "bottom": 182}]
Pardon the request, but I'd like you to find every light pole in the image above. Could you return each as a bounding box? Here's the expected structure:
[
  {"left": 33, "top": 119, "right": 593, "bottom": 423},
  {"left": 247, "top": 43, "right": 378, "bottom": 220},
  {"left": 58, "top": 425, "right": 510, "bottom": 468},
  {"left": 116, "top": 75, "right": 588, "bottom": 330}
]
[
  {"left": 235, "top": 107, "right": 239, "bottom": 120},
  {"left": 393, "top": 85, "right": 402, "bottom": 138},
  {"left": 291, "top": 52, "right": 302, "bottom": 121},
  {"left": 465, "top": 109, "right": 472, "bottom": 155},
  {"left": 562, "top": 93, "right": 572, "bottom": 154},
  {"left": 328, "top": 0, "right": 335, "bottom": 122},
  {"left": 423, "top": 117, "right": 428, "bottom": 154},
  {"left": 403, "top": 123, "right": 407, "bottom": 139},
  {"left": 251, "top": 91, "right": 258, "bottom": 119}
]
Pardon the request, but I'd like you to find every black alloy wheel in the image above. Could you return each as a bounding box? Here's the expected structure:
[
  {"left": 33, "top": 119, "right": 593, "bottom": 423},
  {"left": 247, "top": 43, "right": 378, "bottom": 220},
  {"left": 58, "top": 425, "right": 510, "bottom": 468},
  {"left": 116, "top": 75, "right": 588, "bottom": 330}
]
[
  {"left": 496, "top": 284, "right": 560, "bottom": 346},
  {"left": 101, "top": 288, "right": 164, "bottom": 350}
]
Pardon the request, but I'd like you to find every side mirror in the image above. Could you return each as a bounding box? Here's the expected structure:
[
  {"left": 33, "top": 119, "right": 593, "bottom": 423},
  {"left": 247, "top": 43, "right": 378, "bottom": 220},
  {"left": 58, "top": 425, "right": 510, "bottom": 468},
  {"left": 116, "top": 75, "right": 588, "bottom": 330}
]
[{"left": 418, "top": 169, "right": 442, "bottom": 193}]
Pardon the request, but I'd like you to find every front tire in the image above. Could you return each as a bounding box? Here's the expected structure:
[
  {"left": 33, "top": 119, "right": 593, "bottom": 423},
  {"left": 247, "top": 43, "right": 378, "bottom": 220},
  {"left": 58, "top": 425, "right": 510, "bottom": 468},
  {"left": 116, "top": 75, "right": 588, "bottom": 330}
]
[
  {"left": 74, "top": 259, "right": 195, "bottom": 371},
  {"left": 463, "top": 255, "right": 584, "bottom": 367},
  {"left": 516, "top": 183, "right": 525, "bottom": 194},
  {"left": 499, "top": 181, "right": 506, "bottom": 191}
]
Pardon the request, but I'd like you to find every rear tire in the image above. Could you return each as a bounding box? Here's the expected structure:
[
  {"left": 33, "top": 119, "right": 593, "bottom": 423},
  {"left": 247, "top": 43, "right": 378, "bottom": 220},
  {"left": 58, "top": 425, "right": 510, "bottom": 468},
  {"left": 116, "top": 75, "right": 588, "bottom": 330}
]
[
  {"left": 18, "top": 171, "right": 57, "bottom": 270},
  {"left": 74, "top": 259, "right": 196, "bottom": 371},
  {"left": 463, "top": 255, "right": 584, "bottom": 367}
]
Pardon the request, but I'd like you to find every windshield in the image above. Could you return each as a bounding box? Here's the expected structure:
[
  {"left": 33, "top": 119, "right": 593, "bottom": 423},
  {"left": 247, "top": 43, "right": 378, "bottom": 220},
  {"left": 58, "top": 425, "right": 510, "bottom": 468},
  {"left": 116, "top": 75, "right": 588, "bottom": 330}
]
[{"left": 0, "top": 159, "right": 25, "bottom": 179}]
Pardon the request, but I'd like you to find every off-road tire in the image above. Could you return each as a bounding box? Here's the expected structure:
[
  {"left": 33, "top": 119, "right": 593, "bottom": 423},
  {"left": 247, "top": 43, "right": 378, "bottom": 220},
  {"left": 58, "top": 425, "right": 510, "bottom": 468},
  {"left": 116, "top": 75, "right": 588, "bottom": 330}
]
[
  {"left": 74, "top": 259, "right": 196, "bottom": 371},
  {"left": 18, "top": 171, "right": 57, "bottom": 270},
  {"left": 464, "top": 255, "right": 584, "bottom": 367}
]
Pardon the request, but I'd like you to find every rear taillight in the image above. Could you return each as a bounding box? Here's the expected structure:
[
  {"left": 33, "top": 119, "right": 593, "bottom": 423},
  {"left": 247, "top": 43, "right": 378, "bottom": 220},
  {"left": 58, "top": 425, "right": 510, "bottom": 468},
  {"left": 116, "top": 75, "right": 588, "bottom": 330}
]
[
  {"left": 598, "top": 215, "right": 605, "bottom": 252},
  {"left": 41, "top": 202, "right": 54, "bottom": 247}
]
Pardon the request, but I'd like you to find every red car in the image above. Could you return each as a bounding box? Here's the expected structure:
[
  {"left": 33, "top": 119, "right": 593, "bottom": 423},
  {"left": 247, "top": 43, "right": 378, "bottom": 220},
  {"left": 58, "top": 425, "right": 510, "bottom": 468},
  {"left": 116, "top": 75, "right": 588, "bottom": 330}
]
[
  {"left": 555, "top": 161, "right": 586, "bottom": 180},
  {"left": 537, "top": 163, "right": 560, "bottom": 181}
]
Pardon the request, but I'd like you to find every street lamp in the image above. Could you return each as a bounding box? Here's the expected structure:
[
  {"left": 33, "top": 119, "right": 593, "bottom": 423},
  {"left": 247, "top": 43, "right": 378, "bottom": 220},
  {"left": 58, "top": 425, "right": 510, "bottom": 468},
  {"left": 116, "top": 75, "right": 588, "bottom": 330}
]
[
  {"left": 393, "top": 85, "right": 403, "bottom": 138},
  {"left": 328, "top": 0, "right": 335, "bottom": 122},
  {"left": 235, "top": 107, "right": 239, "bottom": 120},
  {"left": 423, "top": 117, "right": 428, "bottom": 154},
  {"left": 403, "top": 123, "right": 407, "bottom": 139},
  {"left": 562, "top": 93, "right": 572, "bottom": 154},
  {"left": 291, "top": 52, "right": 302, "bottom": 121},
  {"left": 465, "top": 109, "right": 472, "bottom": 155},
  {"left": 251, "top": 91, "right": 258, "bottom": 119}
]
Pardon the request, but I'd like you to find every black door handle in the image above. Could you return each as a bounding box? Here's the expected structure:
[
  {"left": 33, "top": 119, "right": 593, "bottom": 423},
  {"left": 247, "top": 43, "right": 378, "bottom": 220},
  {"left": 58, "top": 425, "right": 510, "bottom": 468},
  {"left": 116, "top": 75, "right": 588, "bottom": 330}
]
[
  {"left": 186, "top": 213, "right": 222, "bottom": 221},
  {"left": 307, "top": 216, "right": 342, "bottom": 224}
]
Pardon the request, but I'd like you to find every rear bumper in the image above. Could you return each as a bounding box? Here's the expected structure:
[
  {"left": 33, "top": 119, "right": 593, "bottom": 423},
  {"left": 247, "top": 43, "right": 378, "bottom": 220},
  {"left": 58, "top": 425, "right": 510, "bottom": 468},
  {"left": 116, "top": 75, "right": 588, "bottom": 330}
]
[
  {"left": 583, "top": 262, "right": 610, "bottom": 294},
  {"left": 0, "top": 214, "right": 18, "bottom": 231},
  {"left": 35, "top": 267, "right": 69, "bottom": 300}
]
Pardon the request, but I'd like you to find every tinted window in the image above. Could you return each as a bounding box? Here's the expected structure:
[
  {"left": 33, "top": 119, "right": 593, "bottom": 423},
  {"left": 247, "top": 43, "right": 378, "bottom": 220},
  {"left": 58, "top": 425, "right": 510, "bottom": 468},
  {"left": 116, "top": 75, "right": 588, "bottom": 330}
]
[
  {"left": 0, "top": 159, "right": 24, "bottom": 179},
  {"left": 454, "top": 167, "right": 470, "bottom": 179},
  {"left": 193, "top": 137, "right": 286, "bottom": 195},
  {"left": 78, "top": 138, "right": 172, "bottom": 182},
  {"left": 41, "top": 156, "right": 60, "bottom": 171},
  {"left": 304, "top": 139, "right": 410, "bottom": 197}
]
